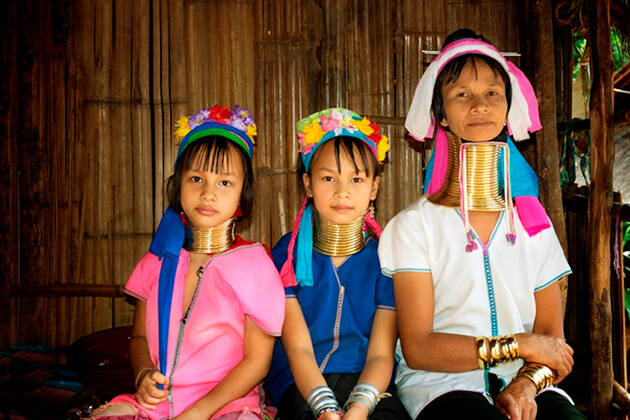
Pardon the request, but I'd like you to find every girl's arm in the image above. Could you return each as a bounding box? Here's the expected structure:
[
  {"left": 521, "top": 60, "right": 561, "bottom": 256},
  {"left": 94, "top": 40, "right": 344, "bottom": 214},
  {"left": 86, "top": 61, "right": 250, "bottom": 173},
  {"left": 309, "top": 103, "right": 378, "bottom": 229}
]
[
  {"left": 130, "top": 299, "right": 169, "bottom": 410},
  {"left": 282, "top": 297, "right": 342, "bottom": 420},
  {"left": 173, "top": 317, "right": 275, "bottom": 420},
  {"left": 344, "top": 309, "right": 397, "bottom": 420}
]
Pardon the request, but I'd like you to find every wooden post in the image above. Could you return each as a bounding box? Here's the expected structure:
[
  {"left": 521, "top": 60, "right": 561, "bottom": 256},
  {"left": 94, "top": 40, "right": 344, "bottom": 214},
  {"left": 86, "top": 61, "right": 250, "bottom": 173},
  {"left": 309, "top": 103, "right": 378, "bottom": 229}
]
[
  {"left": 528, "top": 0, "right": 568, "bottom": 247},
  {"left": 527, "top": 0, "right": 571, "bottom": 311},
  {"left": 587, "top": 0, "right": 615, "bottom": 417}
]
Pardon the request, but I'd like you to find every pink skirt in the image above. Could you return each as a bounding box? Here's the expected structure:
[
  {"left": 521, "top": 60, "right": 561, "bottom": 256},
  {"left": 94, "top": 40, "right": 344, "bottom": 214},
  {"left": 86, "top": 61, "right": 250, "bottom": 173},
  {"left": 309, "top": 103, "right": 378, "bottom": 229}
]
[{"left": 90, "top": 403, "right": 276, "bottom": 420}]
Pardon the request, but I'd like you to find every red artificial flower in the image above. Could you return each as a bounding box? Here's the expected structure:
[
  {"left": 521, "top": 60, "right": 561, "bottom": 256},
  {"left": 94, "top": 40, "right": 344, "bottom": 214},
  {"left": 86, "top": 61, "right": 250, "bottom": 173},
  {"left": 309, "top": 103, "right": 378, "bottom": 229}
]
[{"left": 208, "top": 105, "right": 231, "bottom": 123}]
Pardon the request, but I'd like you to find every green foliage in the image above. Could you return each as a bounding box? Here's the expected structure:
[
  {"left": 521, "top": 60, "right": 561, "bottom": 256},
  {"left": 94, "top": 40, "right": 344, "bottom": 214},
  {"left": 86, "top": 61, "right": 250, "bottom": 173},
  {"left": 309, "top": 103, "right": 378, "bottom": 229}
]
[
  {"left": 573, "top": 27, "right": 629, "bottom": 80},
  {"left": 612, "top": 26, "right": 630, "bottom": 72},
  {"left": 572, "top": 34, "right": 588, "bottom": 80}
]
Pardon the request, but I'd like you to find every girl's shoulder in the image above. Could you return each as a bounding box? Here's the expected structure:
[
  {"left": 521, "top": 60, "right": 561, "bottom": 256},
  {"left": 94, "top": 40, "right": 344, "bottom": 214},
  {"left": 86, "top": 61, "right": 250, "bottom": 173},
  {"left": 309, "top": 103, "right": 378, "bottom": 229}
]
[
  {"left": 232, "top": 236, "right": 269, "bottom": 253},
  {"left": 271, "top": 231, "right": 292, "bottom": 250},
  {"left": 214, "top": 237, "right": 277, "bottom": 267}
]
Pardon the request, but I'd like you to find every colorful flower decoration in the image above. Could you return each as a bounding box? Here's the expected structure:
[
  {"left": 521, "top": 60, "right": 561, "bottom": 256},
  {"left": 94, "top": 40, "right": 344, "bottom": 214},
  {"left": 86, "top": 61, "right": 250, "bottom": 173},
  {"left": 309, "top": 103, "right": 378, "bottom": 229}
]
[
  {"left": 173, "top": 105, "right": 257, "bottom": 164},
  {"left": 296, "top": 108, "right": 389, "bottom": 169},
  {"left": 174, "top": 105, "right": 257, "bottom": 144}
]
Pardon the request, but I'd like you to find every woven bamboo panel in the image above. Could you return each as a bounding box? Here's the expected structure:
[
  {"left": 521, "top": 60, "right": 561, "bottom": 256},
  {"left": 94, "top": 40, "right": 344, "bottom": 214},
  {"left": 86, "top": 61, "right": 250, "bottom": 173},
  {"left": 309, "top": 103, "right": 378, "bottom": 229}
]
[{"left": 5, "top": 0, "right": 523, "bottom": 348}]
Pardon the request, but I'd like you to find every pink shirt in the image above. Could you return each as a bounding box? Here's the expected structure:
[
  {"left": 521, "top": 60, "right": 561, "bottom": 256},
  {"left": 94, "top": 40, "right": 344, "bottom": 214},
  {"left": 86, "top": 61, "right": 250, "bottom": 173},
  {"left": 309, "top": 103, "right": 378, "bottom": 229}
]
[{"left": 118, "top": 240, "right": 285, "bottom": 419}]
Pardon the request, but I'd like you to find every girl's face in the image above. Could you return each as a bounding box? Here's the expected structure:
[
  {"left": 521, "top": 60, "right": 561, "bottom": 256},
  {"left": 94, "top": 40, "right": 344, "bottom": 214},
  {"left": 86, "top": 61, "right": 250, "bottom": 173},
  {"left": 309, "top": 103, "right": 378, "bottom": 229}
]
[
  {"left": 439, "top": 58, "right": 508, "bottom": 142},
  {"left": 303, "top": 141, "right": 380, "bottom": 225},
  {"left": 180, "top": 145, "right": 244, "bottom": 228}
]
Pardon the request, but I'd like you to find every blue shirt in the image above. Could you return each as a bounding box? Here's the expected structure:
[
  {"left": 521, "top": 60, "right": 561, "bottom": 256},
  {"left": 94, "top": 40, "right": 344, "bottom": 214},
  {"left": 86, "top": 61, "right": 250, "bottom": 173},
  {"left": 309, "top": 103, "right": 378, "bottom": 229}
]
[{"left": 264, "top": 232, "right": 395, "bottom": 404}]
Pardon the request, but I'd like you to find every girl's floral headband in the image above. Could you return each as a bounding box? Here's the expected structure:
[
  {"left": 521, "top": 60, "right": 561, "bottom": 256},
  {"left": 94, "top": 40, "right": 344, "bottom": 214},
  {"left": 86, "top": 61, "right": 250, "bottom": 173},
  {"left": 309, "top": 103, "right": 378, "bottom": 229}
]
[
  {"left": 297, "top": 108, "right": 389, "bottom": 170},
  {"left": 173, "top": 105, "right": 257, "bottom": 166}
]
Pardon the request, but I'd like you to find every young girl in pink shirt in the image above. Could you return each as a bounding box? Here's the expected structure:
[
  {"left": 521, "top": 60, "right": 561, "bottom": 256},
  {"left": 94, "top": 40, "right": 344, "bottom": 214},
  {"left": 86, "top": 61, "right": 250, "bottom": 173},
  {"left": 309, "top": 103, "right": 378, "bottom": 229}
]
[{"left": 91, "top": 105, "right": 285, "bottom": 420}]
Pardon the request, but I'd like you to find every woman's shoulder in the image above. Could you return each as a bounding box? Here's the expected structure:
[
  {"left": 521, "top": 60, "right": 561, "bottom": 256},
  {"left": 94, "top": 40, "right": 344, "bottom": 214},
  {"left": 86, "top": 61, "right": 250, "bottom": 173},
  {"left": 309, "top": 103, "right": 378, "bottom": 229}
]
[{"left": 383, "top": 197, "right": 430, "bottom": 231}]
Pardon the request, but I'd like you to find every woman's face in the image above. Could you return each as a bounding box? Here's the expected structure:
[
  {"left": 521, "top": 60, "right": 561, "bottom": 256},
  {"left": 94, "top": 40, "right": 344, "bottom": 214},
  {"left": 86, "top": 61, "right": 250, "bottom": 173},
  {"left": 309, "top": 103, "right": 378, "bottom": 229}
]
[
  {"left": 439, "top": 58, "right": 509, "bottom": 142},
  {"left": 179, "top": 145, "right": 244, "bottom": 228}
]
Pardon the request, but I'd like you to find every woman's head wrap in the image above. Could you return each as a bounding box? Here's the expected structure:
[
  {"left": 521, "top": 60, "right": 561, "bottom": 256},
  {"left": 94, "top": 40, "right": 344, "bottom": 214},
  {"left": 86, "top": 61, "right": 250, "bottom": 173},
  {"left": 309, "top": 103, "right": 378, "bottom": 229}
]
[
  {"left": 406, "top": 38, "right": 542, "bottom": 142},
  {"left": 406, "top": 35, "right": 550, "bottom": 239},
  {"left": 280, "top": 108, "right": 388, "bottom": 288},
  {"left": 148, "top": 105, "right": 256, "bottom": 380}
]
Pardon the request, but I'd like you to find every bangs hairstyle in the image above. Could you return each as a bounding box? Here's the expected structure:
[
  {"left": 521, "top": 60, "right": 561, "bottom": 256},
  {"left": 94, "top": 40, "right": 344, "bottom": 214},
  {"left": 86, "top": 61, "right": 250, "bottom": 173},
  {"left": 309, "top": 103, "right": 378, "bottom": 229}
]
[
  {"left": 166, "top": 136, "right": 254, "bottom": 217},
  {"left": 298, "top": 136, "right": 380, "bottom": 180},
  {"left": 431, "top": 54, "right": 512, "bottom": 124}
]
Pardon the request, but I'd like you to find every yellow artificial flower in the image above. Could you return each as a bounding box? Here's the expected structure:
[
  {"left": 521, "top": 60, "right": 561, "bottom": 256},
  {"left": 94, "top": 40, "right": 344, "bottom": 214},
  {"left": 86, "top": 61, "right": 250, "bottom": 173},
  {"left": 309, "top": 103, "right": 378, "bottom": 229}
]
[
  {"left": 246, "top": 124, "right": 257, "bottom": 143},
  {"left": 303, "top": 120, "right": 326, "bottom": 144},
  {"left": 353, "top": 117, "right": 375, "bottom": 136},
  {"left": 377, "top": 135, "right": 390, "bottom": 162},
  {"left": 174, "top": 116, "right": 191, "bottom": 140}
]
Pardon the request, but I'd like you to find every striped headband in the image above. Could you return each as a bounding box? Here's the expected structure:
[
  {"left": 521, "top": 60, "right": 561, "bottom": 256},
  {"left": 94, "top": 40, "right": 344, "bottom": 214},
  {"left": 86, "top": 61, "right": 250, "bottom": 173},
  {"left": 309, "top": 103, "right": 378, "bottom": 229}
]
[
  {"left": 174, "top": 105, "right": 256, "bottom": 167},
  {"left": 297, "top": 107, "right": 389, "bottom": 171}
]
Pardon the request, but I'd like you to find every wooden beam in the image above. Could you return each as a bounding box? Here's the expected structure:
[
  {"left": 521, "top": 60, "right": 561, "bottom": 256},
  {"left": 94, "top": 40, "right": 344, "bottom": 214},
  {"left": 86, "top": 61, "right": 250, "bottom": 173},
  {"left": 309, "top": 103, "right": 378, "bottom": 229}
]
[
  {"left": 529, "top": 0, "right": 568, "bottom": 247},
  {"left": 11, "top": 284, "right": 126, "bottom": 298},
  {"left": 587, "top": 0, "right": 615, "bottom": 417}
]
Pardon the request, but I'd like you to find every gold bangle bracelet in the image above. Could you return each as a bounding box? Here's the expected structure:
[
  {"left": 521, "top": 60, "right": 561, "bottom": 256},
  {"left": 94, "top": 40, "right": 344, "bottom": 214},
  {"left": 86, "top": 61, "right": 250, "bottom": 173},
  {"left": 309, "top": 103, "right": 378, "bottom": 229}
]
[
  {"left": 489, "top": 337, "right": 502, "bottom": 366},
  {"left": 478, "top": 334, "right": 520, "bottom": 369},
  {"left": 476, "top": 336, "right": 490, "bottom": 369},
  {"left": 515, "top": 363, "right": 556, "bottom": 393},
  {"left": 506, "top": 335, "right": 519, "bottom": 360}
]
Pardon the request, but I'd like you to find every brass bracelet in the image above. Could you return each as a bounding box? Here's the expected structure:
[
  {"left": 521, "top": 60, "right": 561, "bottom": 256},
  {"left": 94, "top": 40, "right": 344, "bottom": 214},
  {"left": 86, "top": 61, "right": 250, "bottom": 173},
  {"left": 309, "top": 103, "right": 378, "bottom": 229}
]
[
  {"left": 489, "top": 337, "right": 502, "bottom": 366},
  {"left": 476, "top": 336, "right": 490, "bottom": 369},
  {"left": 514, "top": 363, "right": 556, "bottom": 393},
  {"left": 505, "top": 335, "right": 519, "bottom": 360},
  {"left": 477, "top": 334, "right": 520, "bottom": 369}
]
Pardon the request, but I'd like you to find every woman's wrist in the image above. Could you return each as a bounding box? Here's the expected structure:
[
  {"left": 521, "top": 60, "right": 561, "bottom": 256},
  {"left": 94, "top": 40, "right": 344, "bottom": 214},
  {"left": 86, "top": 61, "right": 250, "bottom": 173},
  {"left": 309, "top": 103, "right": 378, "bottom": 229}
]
[
  {"left": 513, "top": 333, "right": 531, "bottom": 359},
  {"left": 513, "top": 363, "right": 556, "bottom": 394},
  {"left": 475, "top": 334, "right": 519, "bottom": 369}
]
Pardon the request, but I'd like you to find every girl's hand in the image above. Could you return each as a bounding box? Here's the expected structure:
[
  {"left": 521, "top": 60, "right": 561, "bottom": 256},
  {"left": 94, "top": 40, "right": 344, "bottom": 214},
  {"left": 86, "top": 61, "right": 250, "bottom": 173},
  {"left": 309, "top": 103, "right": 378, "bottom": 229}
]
[
  {"left": 516, "top": 333, "right": 574, "bottom": 382},
  {"left": 135, "top": 369, "right": 170, "bottom": 410},
  {"left": 318, "top": 411, "right": 343, "bottom": 420},
  {"left": 343, "top": 401, "right": 369, "bottom": 420},
  {"left": 494, "top": 376, "right": 537, "bottom": 420}
]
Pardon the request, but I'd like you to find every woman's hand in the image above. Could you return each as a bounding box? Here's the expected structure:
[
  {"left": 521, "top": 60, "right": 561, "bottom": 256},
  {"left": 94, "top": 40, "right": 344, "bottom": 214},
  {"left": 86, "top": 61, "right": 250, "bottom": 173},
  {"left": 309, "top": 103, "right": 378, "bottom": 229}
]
[
  {"left": 495, "top": 376, "right": 538, "bottom": 420},
  {"left": 516, "top": 333, "right": 574, "bottom": 382},
  {"left": 134, "top": 369, "right": 169, "bottom": 410}
]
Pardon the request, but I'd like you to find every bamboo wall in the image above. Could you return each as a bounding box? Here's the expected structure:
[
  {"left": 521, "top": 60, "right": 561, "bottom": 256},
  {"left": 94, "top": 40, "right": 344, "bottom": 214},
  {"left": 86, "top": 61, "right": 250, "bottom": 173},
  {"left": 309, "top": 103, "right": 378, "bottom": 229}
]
[{"left": 2, "top": 0, "right": 521, "bottom": 350}]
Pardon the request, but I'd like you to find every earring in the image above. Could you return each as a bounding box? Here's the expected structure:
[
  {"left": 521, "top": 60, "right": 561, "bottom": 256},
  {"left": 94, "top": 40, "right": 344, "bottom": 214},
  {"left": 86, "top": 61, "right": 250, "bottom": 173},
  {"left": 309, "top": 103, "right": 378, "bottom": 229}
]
[{"left": 368, "top": 201, "right": 375, "bottom": 219}]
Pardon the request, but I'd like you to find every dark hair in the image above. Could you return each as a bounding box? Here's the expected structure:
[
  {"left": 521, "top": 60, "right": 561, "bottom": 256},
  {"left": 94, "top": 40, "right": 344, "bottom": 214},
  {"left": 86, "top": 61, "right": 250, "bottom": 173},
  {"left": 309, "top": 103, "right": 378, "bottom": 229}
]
[
  {"left": 166, "top": 136, "right": 254, "bottom": 218},
  {"left": 443, "top": 29, "right": 483, "bottom": 46},
  {"left": 431, "top": 30, "right": 512, "bottom": 125},
  {"left": 298, "top": 136, "right": 380, "bottom": 180}
]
